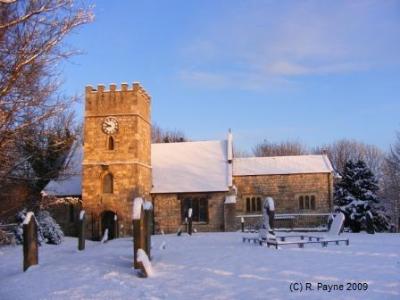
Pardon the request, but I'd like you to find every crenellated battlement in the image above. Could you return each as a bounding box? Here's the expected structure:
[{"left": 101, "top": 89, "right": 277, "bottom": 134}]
[
  {"left": 85, "top": 82, "right": 151, "bottom": 102},
  {"left": 85, "top": 82, "right": 151, "bottom": 116}
]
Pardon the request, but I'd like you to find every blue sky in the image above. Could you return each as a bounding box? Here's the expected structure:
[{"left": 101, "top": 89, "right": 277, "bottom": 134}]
[{"left": 61, "top": 0, "right": 400, "bottom": 153}]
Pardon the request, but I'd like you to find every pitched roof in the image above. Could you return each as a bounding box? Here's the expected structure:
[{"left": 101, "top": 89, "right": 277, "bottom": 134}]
[
  {"left": 43, "top": 140, "right": 231, "bottom": 196},
  {"left": 151, "top": 140, "right": 230, "bottom": 193},
  {"left": 42, "top": 143, "right": 334, "bottom": 196},
  {"left": 233, "top": 155, "right": 333, "bottom": 176},
  {"left": 42, "top": 142, "right": 82, "bottom": 196}
]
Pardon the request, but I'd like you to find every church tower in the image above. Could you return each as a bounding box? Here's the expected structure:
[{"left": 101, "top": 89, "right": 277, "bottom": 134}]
[{"left": 82, "top": 83, "right": 151, "bottom": 239}]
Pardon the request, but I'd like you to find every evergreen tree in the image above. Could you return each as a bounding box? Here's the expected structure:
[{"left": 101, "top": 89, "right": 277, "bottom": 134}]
[
  {"left": 13, "top": 209, "right": 64, "bottom": 245},
  {"left": 334, "top": 160, "right": 390, "bottom": 232}
]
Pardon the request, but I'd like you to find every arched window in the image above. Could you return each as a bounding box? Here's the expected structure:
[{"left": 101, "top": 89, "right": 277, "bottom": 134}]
[
  {"left": 108, "top": 136, "right": 114, "bottom": 150},
  {"left": 103, "top": 173, "right": 113, "bottom": 193}
]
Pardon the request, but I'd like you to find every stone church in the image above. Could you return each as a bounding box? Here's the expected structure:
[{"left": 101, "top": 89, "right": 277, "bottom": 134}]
[{"left": 43, "top": 82, "right": 335, "bottom": 239}]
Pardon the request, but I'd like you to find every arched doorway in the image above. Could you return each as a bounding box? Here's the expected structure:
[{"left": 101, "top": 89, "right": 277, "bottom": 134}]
[{"left": 101, "top": 211, "right": 118, "bottom": 240}]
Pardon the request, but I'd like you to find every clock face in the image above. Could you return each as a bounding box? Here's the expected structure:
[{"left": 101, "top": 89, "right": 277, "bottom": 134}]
[{"left": 102, "top": 117, "right": 118, "bottom": 135}]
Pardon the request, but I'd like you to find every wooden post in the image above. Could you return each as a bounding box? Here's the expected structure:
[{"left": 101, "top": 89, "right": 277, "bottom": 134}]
[
  {"left": 78, "top": 210, "right": 86, "bottom": 251},
  {"left": 188, "top": 208, "right": 193, "bottom": 235},
  {"left": 23, "top": 212, "right": 38, "bottom": 272}
]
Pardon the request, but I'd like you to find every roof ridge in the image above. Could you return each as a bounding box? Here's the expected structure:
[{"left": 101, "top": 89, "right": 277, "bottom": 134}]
[{"left": 152, "top": 139, "right": 225, "bottom": 146}]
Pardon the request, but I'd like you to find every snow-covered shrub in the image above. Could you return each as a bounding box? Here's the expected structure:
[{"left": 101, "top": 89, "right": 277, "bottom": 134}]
[
  {"left": 37, "top": 210, "right": 64, "bottom": 245},
  {"left": 0, "top": 229, "right": 13, "bottom": 245},
  {"left": 334, "top": 160, "right": 391, "bottom": 232},
  {"left": 13, "top": 209, "right": 64, "bottom": 245}
]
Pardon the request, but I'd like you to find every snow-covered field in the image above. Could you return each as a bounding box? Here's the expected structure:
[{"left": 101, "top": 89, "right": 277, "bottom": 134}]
[{"left": 0, "top": 232, "right": 399, "bottom": 300}]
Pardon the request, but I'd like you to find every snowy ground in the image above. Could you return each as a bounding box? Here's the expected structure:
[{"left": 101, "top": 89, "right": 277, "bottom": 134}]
[{"left": 0, "top": 232, "right": 399, "bottom": 300}]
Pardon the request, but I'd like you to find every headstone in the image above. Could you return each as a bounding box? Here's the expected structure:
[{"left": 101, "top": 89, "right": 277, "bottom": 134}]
[
  {"left": 177, "top": 227, "right": 182, "bottom": 236},
  {"left": 113, "top": 214, "right": 118, "bottom": 239},
  {"left": 137, "top": 249, "right": 153, "bottom": 277},
  {"left": 23, "top": 212, "right": 38, "bottom": 271},
  {"left": 101, "top": 228, "right": 109, "bottom": 243},
  {"left": 78, "top": 210, "right": 85, "bottom": 251},
  {"left": 259, "top": 197, "right": 276, "bottom": 241},
  {"left": 327, "top": 214, "right": 334, "bottom": 230},
  {"left": 188, "top": 208, "right": 193, "bottom": 235},
  {"left": 366, "top": 211, "right": 375, "bottom": 234},
  {"left": 241, "top": 217, "right": 245, "bottom": 232},
  {"left": 133, "top": 197, "right": 145, "bottom": 270},
  {"left": 143, "top": 203, "right": 152, "bottom": 259},
  {"left": 267, "top": 197, "right": 275, "bottom": 230}
]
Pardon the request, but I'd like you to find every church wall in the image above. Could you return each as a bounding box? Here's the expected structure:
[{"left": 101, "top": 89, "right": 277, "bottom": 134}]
[
  {"left": 233, "top": 173, "right": 333, "bottom": 229},
  {"left": 152, "top": 192, "right": 226, "bottom": 234},
  {"left": 42, "top": 196, "right": 82, "bottom": 236}
]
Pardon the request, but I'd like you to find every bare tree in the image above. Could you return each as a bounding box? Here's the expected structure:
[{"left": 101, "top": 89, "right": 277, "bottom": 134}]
[
  {"left": 17, "top": 111, "right": 78, "bottom": 191},
  {"left": 152, "top": 124, "right": 188, "bottom": 143},
  {"left": 234, "top": 148, "right": 251, "bottom": 158},
  {"left": 0, "top": 0, "right": 93, "bottom": 181},
  {"left": 253, "top": 140, "right": 308, "bottom": 157},
  {"left": 382, "top": 132, "right": 400, "bottom": 231},
  {"left": 313, "top": 139, "right": 384, "bottom": 178}
]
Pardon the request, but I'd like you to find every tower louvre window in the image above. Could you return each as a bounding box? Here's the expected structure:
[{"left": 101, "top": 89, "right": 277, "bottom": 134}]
[
  {"left": 108, "top": 136, "right": 114, "bottom": 150},
  {"left": 103, "top": 173, "right": 114, "bottom": 194}
]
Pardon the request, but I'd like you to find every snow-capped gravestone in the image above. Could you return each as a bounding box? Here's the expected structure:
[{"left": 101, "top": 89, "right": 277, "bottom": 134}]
[
  {"left": 132, "top": 197, "right": 153, "bottom": 277},
  {"left": 101, "top": 229, "right": 109, "bottom": 244},
  {"left": 78, "top": 210, "right": 85, "bottom": 251},
  {"left": 187, "top": 208, "right": 193, "bottom": 235},
  {"left": 23, "top": 212, "right": 38, "bottom": 271},
  {"left": 259, "top": 197, "right": 276, "bottom": 241},
  {"left": 143, "top": 201, "right": 153, "bottom": 256},
  {"left": 113, "top": 214, "right": 119, "bottom": 239},
  {"left": 137, "top": 249, "right": 153, "bottom": 277}
]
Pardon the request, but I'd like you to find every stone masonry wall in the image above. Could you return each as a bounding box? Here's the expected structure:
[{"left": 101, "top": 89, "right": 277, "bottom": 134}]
[
  {"left": 233, "top": 173, "right": 333, "bottom": 229},
  {"left": 82, "top": 83, "right": 151, "bottom": 239},
  {"left": 152, "top": 192, "right": 226, "bottom": 234}
]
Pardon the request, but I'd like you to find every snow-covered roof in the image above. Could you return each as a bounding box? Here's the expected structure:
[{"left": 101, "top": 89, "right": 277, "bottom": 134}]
[
  {"left": 42, "top": 140, "right": 231, "bottom": 196},
  {"left": 233, "top": 155, "right": 334, "bottom": 176},
  {"left": 42, "top": 142, "right": 82, "bottom": 196},
  {"left": 42, "top": 141, "right": 333, "bottom": 196},
  {"left": 151, "top": 140, "right": 230, "bottom": 193}
]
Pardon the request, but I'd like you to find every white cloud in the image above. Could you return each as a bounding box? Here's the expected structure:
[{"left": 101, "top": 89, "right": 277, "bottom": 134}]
[{"left": 179, "top": 0, "right": 400, "bottom": 90}]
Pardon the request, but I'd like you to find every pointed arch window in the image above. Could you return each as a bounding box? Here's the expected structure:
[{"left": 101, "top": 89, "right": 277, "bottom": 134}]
[
  {"left": 108, "top": 136, "right": 114, "bottom": 150},
  {"left": 103, "top": 173, "right": 113, "bottom": 194}
]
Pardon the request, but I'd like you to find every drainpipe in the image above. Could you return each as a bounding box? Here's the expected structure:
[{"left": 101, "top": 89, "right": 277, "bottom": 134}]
[{"left": 227, "top": 129, "right": 233, "bottom": 187}]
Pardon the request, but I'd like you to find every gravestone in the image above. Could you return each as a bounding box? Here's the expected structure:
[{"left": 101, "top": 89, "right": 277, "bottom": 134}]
[
  {"left": 23, "top": 212, "right": 38, "bottom": 271},
  {"left": 78, "top": 210, "right": 85, "bottom": 251},
  {"left": 259, "top": 197, "right": 276, "bottom": 241},
  {"left": 143, "top": 201, "right": 153, "bottom": 259},
  {"left": 366, "top": 211, "right": 375, "bottom": 234},
  {"left": 133, "top": 197, "right": 145, "bottom": 270},
  {"left": 113, "top": 214, "right": 119, "bottom": 239},
  {"left": 187, "top": 208, "right": 193, "bottom": 235}
]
